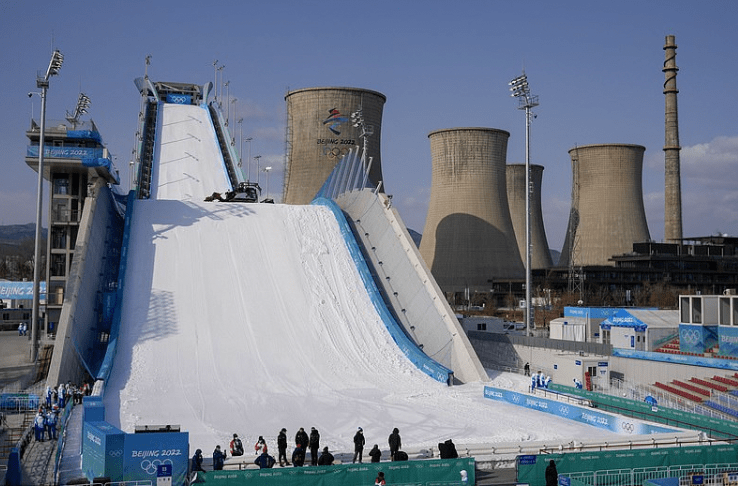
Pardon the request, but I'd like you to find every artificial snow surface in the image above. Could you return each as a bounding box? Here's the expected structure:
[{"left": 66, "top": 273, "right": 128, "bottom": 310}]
[{"left": 103, "top": 102, "right": 619, "bottom": 457}]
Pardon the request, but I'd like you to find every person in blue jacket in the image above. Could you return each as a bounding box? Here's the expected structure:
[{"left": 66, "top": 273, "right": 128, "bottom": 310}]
[
  {"left": 33, "top": 410, "right": 46, "bottom": 441},
  {"left": 212, "top": 445, "right": 226, "bottom": 470},
  {"left": 255, "top": 451, "right": 276, "bottom": 469}
]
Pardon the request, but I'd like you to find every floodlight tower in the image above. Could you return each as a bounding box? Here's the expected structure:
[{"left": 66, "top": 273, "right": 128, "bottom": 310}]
[
  {"left": 32, "top": 49, "right": 64, "bottom": 361},
  {"left": 509, "top": 71, "right": 538, "bottom": 336}
]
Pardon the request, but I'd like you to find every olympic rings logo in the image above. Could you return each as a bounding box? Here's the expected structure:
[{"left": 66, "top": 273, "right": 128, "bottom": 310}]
[
  {"left": 169, "top": 95, "right": 188, "bottom": 104},
  {"left": 321, "top": 146, "right": 352, "bottom": 159},
  {"left": 108, "top": 449, "right": 123, "bottom": 457},
  {"left": 621, "top": 422, "right": 635, "bottom": 433},
  {"left": 141, "top": 458, "right": 173, "bottom": 475},
  {"left": 680, "top": 329, "right": 701, "bottom": 345}
]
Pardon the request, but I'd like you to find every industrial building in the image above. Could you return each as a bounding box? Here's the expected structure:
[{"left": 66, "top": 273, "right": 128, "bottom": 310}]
[
  {"left": 558, "top": 143, "right": 651, "bottom": 269},
  {"left": 506, "top": 163, "right": 553, "bottom": 270},
  {"left": 283, "top": 87, "right": 386, "bottom": 204},
  {"left": 420, "top": 127, "right": 524, "bottom": 293}
]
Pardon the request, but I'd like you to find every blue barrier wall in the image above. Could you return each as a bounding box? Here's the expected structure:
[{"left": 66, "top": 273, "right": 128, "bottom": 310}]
[
  {"left": 483, "top": 386, "right": 680, "bottom": 435},
  {"left": 97, "top": 191, "right": 136, "bottom": 382},
  {"left": 613, "top": 347, "right": 738, "bottom": 371},
  {"left": 312, "top": 198, "right": 453, "bottom": 384}
]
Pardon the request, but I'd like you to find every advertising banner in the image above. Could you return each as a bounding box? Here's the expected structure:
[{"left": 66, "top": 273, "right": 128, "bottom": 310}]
[
  {"left": 82, "top": 421, "right": 124, "bottom": 480},
  {"left": 198, "top": 457, "right": 474, "bottom": 486},
  {"left": 679, "top": 323, "right": 717, "bottom": 354},
  {"left": 0, "top": 281, "right": 46, "bottom": 299},
  {"left": 516, "top": 444, "right": 738, "bottom": 486},
  {"left": 483, "top": 386, "right": 679, "bottom": 435},
  {"left": 122, "top": 431, "right": 189, "bottom": 486},
  {"left": 718, "top": 326, "right": 738, "bottom": 357}
]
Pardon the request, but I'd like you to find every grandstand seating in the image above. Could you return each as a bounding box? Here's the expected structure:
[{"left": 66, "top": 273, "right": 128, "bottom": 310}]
[
  {"left": 714, "top": 375, "right": 738, "bottom": 387},
  {"left": 691, "top": 377, "right": 729, "bottom": 393},
  {"left": 654, "top": 381, "right": 703, "bottom": 402},
  {"left": 704, "top": 400, "right": 738, "bottom": 419},
  {"left": 672, "top": 379, "right": 711, "bottom": 397}
]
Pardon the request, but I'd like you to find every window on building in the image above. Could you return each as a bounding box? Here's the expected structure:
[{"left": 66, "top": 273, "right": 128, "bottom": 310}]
[{"left": 477, "top": 323, "right": 487, "bottom": 331}]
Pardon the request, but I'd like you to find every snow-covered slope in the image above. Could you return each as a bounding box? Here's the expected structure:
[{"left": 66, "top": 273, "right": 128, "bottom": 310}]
[{"left": 102, "top": 101, "right": 617, "bottom": 454}]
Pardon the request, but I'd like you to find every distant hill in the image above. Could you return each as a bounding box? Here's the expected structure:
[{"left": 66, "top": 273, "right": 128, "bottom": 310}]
[{"left": 0, "top": 224, "right": 46, "bottom": 246}]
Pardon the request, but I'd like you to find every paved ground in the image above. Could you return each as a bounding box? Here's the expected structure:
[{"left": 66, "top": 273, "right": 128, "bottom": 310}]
[{"left": 0, "top": 331, "right": 35, "bottom": 388}]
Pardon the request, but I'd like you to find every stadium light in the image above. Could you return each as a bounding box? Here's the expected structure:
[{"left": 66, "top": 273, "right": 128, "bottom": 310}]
[
  {"left": 263, "top": 166, "right": 272, "bottom": 198},
  {"left": 31, "top": 49, "right": 64, "bottom": 361},
  {"left": 509, "top": 71, "right": 539, "bottom": 338},
  {"left": 254, "top": 155, "right": 262, "bottom": 185}
]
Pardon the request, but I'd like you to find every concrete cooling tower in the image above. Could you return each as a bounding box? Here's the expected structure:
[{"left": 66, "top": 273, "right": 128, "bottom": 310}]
[
  {"left": 506, "top": 164, "right": 553, "bottom": 269},
  {"left": 284, "top": 87, "right": 385, "bottom": 204},
  {"left": 420, "top": 128, "right": 524, "bottom": 293},
  {"left": 559, "top": 144, "right": 651, "bottom": 268}
]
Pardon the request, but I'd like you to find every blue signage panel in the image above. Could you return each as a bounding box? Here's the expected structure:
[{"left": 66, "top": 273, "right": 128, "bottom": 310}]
[
  {"left": 82, "top": 421, "right": 124, "bottom": 480},
  {"left": 122, "top": 431, "right": 189, "bottom": 485},
  {"left": 0, "top": 281, "right": 46, "bottom": 299},
  {"left": 719, "top": 326, "right": 738, "bottom": 358}
]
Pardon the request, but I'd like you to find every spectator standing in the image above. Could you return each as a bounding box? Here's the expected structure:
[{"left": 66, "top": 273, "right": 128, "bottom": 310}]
[
  {"left": 45, "top": 408, "right": 58, "bottom": 440},
  {"left": 309, "top": 427, "right": 320, "bottom": 466},
  {"left": 524, "top": 362, "right": 530, "bottom": 376},
  {"left": 545, "top": 459, "right": 558, "bottom": 486},
  {"left": 33, "top": 410, "right": 46, "bottom": 442},
  {"left": 317, "top": 447, "right": 334, "bottom": 466},
  {"left": 352, "top": 427, "right": 365, "bottom": 463},
  {"left": 230, "top": 433, "right": 244, "bottom": 456},
  {"left": 277, "top": 428, "right": 290, "bottom": 466},
  {"left": 295, "top": 427, "right": 309, "bottom": 450},
  {"left": 388, "top": 428, "right": 401, "bottom": 461},
  {"left": 212, "top": 445, "right": 226, "bottom": 470},
  {"left": 369, "top": 444, "right": 382, "bottom": 463},
  {"left": 191, "top": 449, "right": 205, "bottom": 473}
]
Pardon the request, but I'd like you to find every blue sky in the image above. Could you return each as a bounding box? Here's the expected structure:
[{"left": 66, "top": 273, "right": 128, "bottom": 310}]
[{"left": 2, "top": 0, "right": 737, "bottom": 251}]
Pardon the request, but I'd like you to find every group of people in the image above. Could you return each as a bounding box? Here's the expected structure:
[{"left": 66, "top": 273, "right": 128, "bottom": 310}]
[
  {"left": 33, "top": 406, "right": 59, "bottom": 442},
  {"left": 17, "top": 323, "right": 28, "bottom": 336},
  {"left": 33, "top": 381, "right": 91, "bottom": 442},
  {"left": 45, "top": 381, "right": 90, "bottom": 410},
  {"left": 191, "top": 425, "right": 413, "bottom": 474},
  {"left": 530, "top": 370, "right": 552, "bottom": 390}
]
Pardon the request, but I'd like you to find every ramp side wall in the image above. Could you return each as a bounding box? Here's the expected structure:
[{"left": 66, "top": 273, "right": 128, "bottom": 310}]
[
  {"left": 336, "top": 188, "right": 488, "bottom": 384},
  {"left": 47, "top": 183, "right": 117, "bottom": 386}
]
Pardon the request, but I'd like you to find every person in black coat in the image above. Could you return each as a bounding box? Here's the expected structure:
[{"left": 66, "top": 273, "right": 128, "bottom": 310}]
[
  {"left": 352, "top": 427, "right": 365, "bottom": 463},
  {"left": 191, "top": 449, "right": 205, "bottom": 473},
  {"left": 277, "top": 428, "right": 290, "bottom": 466},
  {"left": 317, "top": 446, "right": 334, "bottom": 466},
  {"left": 545, "top": 459, "right": 558, "bottom": 486},
  {"left": 292, "top": 443, "right": 306, "bottom": 467},
  {"left": 309, "top": 427, "right": 320, "bottom": 466},
  {"left": 369, "top": 444, "right": 382, "bottom": 463},
  {"left": 388, "top": 428, "right": 401, "bottom": 461},
  {"left": 212, "top": 445, "right": 226, "bottom": 470},
  {"left": 295, "top": 427, "right": 309, "bottom": 450}
]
